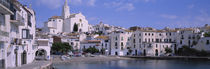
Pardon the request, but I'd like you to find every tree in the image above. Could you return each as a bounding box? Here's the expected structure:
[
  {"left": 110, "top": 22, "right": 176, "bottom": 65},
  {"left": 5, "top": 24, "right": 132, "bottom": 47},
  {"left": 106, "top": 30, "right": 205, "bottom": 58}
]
[
  {"left": 177, "top": 45, "right": 210, "bottom": 56},
  {"left": 51, "top": 42, "right": 73, "bottom": 54},
  {"left": 165, "top": 47, "right": 172, "bottom": 54},
  {"left": 204, "top": 32, "right": 210, "bottom": 37},
  {"left": 73, "top": 23, "right": 78, "bottom": 32},
  {"left": 101, "top": 48, "right": 105, "bottom": 55},
  {"left": 84, "top": 47, "right": 99, "bottom": 54}
]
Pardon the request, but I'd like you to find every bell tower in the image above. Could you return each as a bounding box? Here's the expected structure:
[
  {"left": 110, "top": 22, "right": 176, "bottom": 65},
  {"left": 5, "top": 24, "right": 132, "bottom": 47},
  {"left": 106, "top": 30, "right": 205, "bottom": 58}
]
[{"left": 62, "top": 0, "right": 70, "bottom": 19}]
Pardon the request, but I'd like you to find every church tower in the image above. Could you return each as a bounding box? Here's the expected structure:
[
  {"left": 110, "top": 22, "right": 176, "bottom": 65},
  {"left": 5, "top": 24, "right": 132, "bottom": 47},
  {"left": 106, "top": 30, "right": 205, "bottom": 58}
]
[{"left": 62, "top": 0, "right": 70, "bottom": 19}]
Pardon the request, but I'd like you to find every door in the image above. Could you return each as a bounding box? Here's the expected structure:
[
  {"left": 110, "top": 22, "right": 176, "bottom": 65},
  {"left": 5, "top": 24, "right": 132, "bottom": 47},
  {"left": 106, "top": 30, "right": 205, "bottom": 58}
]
[
  {"left": 155, "top": 49, "right": 158, "bottom": 56},
  {"left": 21, "top": 51, "right": 27, "bottom": 65},
  {"left": 143, "top": 49, "right": 146, "bottom": 56}
]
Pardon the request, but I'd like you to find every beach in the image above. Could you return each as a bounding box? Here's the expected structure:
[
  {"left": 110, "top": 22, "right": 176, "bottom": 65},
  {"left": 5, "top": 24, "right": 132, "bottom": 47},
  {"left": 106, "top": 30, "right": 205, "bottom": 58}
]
[{"left": 51, "top": 55, "right": 130, "bottom": 64}]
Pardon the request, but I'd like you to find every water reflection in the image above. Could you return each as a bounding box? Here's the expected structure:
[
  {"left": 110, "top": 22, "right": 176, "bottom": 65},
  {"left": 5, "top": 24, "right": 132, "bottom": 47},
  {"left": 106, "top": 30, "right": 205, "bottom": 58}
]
[{"left": 53, "top": 59, "right": 210, "bottom": 69}]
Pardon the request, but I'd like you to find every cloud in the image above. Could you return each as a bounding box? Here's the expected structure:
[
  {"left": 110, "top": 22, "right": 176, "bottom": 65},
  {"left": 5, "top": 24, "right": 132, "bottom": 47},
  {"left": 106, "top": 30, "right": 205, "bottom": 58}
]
[
  {"left": 36, "top": 0, "right": 63, "bottom": 9},
  {"left": 104, "top": 1, "right": 135, "bottom": 12},
  {"left": 160, "top": 14, "right": 178, "bottom": 19},
  {"left": 71, "top": 0, "right": 96, "bottom": 6},
  {"left": 116, "top": 3, "right": 135, "bottom": 11},
  {"left": 87, "top": 0, "right": 96, "bottom": 6},
  {"left": 158, "top": 11, "right": 210, "bottom": 28}
]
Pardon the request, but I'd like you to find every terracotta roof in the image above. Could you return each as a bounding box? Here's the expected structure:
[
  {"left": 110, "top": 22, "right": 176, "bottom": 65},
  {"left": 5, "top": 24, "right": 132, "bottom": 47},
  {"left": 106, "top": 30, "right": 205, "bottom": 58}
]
[
  {"left": 67, "top": 33, "right": 80, "bottom": 36},
  {"left": 50, "top": 16, "right": 62, "bottom": 19},
  {"left": 81, "top": 40, "right": 101, "bottom": 44},
  {"left": 179, "top": 28, "right": 194, "bottom": 31},
  {"left": 88, "top": 40, "right": 101, "bottom": 43},
  {"left": 205, "top": 26, "right": 210, "bottom": 29},
  {"left": 124, "top": 30, "right": 133, "bottom": 32},
  {"left": 137, "top": 29, "right": 177, "bottom": 32},
  {"left": 95, "top": 36, "right": 109, "bottom": 40}
]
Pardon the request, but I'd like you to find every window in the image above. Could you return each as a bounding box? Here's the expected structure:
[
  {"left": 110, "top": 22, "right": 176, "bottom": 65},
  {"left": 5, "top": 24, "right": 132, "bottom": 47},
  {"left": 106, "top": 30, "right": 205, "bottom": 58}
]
[
  {"left": 27, "top": 13, "right": 32, "bottom": 27},
  {"left": 115, "top": 37, "right": 118, "bottom": 40},
  {"left": 80, "top": 19, "right": 82, "bottom": 22},
  {"left": 22, "top": 29, "right": 29, "bottom": 39},
  {"left": 71, "top": 42, "right": 74, "bottom": 45},
  {"left": 121, "top": 42, "right": 124, "bottom": 46},
  {"left": 134, "top": 34, "right": 136, "bottom": 37},
  {"left": 133, "top": 39, "right": 136, "bottom": 43},
  {"left": 121, "top": 37, "right": 123, "bottom": 41},
  {"left": 156, "top": 44, "right": 158, "bottom": 48},
  {"left": 115, "top": 42, "right": 118, "bottom": 46},
  {"left": 145, "top": 38, "right": 147, "bottom": 42},
  {"left": 139, "top": 39, "right": 141, "bottom": 43},
  {"left": 159, "top": 33, "right": 162, "bottom": 36},
  {"left": 148, "top": 38, "right": 150, "bottom": 42},
  {"left": 180, "top": 40, "right": 182, "bottom": 44},
  {"left": 145, "top": 33, "right": 147, "bottom": 36},
  {"left": 0, "top": 14, "right": 5, "bottom": 26},
  {"left": 207, "top": 40, "right": 210, "bottom": 45},
  {"left": 121, "top": 47, "right": 123, "bottom": 50}
]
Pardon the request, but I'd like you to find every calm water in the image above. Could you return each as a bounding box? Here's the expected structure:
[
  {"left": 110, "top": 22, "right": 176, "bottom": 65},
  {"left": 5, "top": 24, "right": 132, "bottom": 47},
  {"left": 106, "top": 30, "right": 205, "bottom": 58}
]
[{"left": 53, "top": 59, "right": 210, "bottom": 69}]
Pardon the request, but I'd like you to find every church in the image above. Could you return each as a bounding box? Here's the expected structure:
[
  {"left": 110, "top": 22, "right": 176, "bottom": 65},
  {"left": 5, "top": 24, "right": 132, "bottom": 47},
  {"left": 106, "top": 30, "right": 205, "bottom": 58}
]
[{"left": 43, "top": 0, "right": 91, "bottom": 34}]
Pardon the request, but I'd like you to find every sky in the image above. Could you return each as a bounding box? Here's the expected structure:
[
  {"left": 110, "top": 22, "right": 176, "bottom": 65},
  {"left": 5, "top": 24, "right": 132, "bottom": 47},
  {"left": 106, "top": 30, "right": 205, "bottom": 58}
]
[{"left": 18, "top": 0, "right": 210, "bottom": 29}]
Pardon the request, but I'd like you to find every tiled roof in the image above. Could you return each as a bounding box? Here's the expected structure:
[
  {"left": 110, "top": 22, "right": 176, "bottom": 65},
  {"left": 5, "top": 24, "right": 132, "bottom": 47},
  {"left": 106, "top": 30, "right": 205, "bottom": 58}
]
[
  {"left": 95, "top": 36, "right": 109, "bottom": 40},
  {"left": 50, "top": 16, "right": 62, "bottom": 19}
]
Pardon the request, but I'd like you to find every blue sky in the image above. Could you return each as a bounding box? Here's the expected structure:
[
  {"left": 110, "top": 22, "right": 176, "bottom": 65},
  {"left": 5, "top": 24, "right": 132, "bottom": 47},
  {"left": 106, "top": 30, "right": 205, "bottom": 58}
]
[{"left": 19, "top": 0, "right": 210, "bottom": 29}]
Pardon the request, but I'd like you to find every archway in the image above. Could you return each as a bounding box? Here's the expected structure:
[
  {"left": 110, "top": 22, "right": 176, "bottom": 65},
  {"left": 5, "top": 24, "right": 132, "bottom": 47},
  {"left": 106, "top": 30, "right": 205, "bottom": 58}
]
[
  {"left": 135, "top": 50, "right": 137, "bottom": 56},
  {"left": 35, "top": 49, "right": 47, "bottom": 60},
  {"left": 155, "top": 49, "right": 158, "bottom": 56},
  {"left": 115, "top": 52, "right": 118, "bottom": 56},
  {"left": 14, "top": 49, "right": 18, "bottom": 67},
  {"left": 21, "top": 50, "right": 27, "bottom": 65},
  {"left": 143, "top": 49, "right": 146, "bottom": 56}
]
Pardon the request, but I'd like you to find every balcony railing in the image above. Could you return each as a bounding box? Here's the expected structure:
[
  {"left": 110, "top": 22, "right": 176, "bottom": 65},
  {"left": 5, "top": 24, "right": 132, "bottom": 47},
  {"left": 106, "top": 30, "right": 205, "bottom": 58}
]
[
  {"left": 0, "top": 30, "right": 9, "bottom": 37},
  {"left": 0, "top": 0, "right": 11, "bottom": 9},
  {"left": 10, "top": 13, "right": 25, "bottom": 26},
  {"left": 0, "top": 0, "right": 14, "bottom": 14}
]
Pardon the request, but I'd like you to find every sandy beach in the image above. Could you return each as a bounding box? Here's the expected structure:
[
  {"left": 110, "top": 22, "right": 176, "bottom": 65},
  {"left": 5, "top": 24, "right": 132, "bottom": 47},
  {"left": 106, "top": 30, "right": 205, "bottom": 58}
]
[{"left": 51, "top": 55, "right": 130, "bottom": 64}]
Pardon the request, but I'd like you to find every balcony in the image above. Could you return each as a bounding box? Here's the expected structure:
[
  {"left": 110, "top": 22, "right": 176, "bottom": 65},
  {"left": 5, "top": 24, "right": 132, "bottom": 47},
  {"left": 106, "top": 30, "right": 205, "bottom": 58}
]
[
  {"left": 10, "top": 38, "right": 22, "bottom": 45},
  {"left": 0, "top": 0, "right": 13, "bottom": 15},
  {"left": 10, "top": 13, "right": 25, "bottom": 26},
  {"left": 0, "top": 30, "right": 9, "bottom": 37}
]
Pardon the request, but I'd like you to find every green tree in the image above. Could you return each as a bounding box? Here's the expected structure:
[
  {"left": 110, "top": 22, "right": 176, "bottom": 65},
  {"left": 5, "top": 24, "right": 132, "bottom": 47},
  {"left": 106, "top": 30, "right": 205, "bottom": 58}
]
[
  {"left": 73, "top": 23, "right": 78, "bottom": 32},
  {"left": 84, "top": 47, "right": 99, "bottom": 54},
  {"left": 51, "top": 42, "right": 73, "bottom": 54},
  {"left": 204, "top": 32, "right": 210, "bottom": 37},
  {"left": 101, "top": 48, "right": 105, "bottom": 55},
  {"left": 165, "top": 47, "right": 172, "bottom": 54},
  {"left": 177, "top": 45, "right": 210, "bottom": 56}
]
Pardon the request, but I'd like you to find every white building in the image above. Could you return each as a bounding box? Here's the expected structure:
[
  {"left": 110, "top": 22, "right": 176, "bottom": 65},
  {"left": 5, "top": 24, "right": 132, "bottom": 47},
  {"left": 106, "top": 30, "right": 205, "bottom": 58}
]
[
  {"left": 0, "top": 0, "right": 14, "bottom": 68},
  {"left": 110, "top": 31, "right": 133, "bottom": 56},
  {"left": 80, "top": 40, "right": 101, "bottom": 51},
  {"left": 43, "top": 16, "right": 63, "bottom": 35},
  {"left": 43, "top": 0, "right": 91, "bottom": 34},
  {"left": 0, "top": 0, "right": 46, "bottom": 68}
]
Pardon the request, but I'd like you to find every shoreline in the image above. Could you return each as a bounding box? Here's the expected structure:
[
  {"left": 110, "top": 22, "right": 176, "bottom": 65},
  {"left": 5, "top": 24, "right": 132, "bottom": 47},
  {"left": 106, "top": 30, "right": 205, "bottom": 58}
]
[
  {"left": 120, "top": 56, "right": 210, "bottom": 61},
  {"left": 52, "top": 55, "right": 130, "bottom": 64},
  {"left": 52, "top": 55, "right": 210, "bottom": 64}
]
